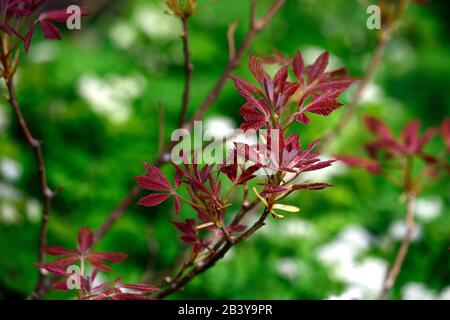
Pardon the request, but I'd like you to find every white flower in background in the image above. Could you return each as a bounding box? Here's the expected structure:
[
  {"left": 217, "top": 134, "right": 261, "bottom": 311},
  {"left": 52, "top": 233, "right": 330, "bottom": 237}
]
[
  {"left": 276, "top": 258, "right": 299, "bottom": 281},
  {"left": 26, "top": 199, "right": 41, "bottom": 223},
  {"left": 0, "top": 183, "right": 22, "bottom": 201},
  {"left": 414, "top": 197, "right": 442, "bottom": 222},
  {"left": 0, "top": 105, "right": 8, "bottom": 133},
  {"left": 360, "top": 82, "right": 384, "bottom": 104},
  {"left": 282, "top": 219, "right": 316, "bottom": 238},
  {"left": 0, "top": 157, "right": 22, "bottom": 182},
  {"left": 0, "top": 202, "right": 19, "bottom": 225},
  {"left": 317, "top": 225, "right": 372, "bottom": 266},
  {"left": 338, "top": 225, "right": 372, "bottom": 252},
  {"left": 133, "top": 5, "right": 179, "bottom": 40},
  {"left": 341, "top": 258, "right": 387, "bottom": 294},
  {"left": 439, "top": 287, "right": 450, "bottom": 300},
  {"left": 204, "top": 116, "right": 236, "bottom": 139},
  {"left": 78, "top": 74, "right": 145, "bottom": 124},
  {"left": 109, "top": 21, "right": 138, "bottom": 49},
  {"left": 388, "top": 220, "right": 422, "bottom": 242},
  {"left": 402, "top": 282, "right": 436, "bottom": 300},
  {"left": 28, "top": 42, "right": 58, "bottom": 63},
  {"left": 318, "top": 225, "right": 384, "bottom": 298},
  {"left": 327, "top": 286, "right": 364, "bottom": 300}
]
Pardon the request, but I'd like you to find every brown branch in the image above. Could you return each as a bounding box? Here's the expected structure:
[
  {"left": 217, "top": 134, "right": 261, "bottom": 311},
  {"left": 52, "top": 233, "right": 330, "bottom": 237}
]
[
  {"left": 178, "top": 16, "right": 193, "bottom": 127},
  {"left": 378, "top": 193, "right": 416, "bottom": 300},
  {"left": 31, "top": 0, "right": 285, "bottom": 300},
  {"left": 2, "top": 64, "right": 55, "bottom": 299},
  {"left": 319, "top": 0, "right": 408, "bottom": 151},
  {"left": 156, "top": 208, "right": 270, "bottom": 299},
  {"left": 95, "top": 0, "right": 285, "bottom": 245}
]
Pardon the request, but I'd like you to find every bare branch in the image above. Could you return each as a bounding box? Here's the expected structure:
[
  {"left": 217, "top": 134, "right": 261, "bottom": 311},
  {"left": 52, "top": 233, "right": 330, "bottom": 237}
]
[
  {"left": 227, "top": 22, "right": 238, "bottom": 61},
  {"left": 178, "top": 16, "right": 193, "bottom": 127},
  {"left": 319, "top": 0, "right": 408, "bottom": 151},
  {"left": 1, "top": 62, "right": 55, "bottom": 299},
  {"left": 379, "top": 194, "right": 416, "bottom": 299}
]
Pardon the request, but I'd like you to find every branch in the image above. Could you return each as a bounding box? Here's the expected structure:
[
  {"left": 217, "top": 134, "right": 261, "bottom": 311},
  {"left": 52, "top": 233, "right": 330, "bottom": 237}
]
[
  {"left": 319, "top": 0, "right": 408, "bottom": 151},
  {"left": 156, "top": 208, "right": 270, "bottom": 299},
  {"left": 378, "top": 193, "right": 416, "bottom": 299},
  {"left": 95, "top": 0, "right": 285, "bottom": 246},
  {"left": 31, "top": 0, "right": 286, "bottom": 299},
  {"left": 178, "top": 16, "right": 193, "bottom": 127},
  {"left": 2, "top": 68, "right": 55, "bottom": 299}
]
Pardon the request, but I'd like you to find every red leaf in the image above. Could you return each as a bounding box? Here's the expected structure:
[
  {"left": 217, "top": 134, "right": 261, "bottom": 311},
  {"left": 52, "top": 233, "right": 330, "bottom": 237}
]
[
  {"left": 174, "top": 194, "right": 181, "bottom": 215},
  {"left": 293, "top": 51, "right": 304, "bottom": 80},
  {"left": 230, "top": 76, "right": 267, "bottom": 115},
  {"left": 248, "top": 55, "right": 268, "bottom": 86},
  {"left": 43, "top": 246, "right": 77, "bottom": 256},
  {"left": 88, "top": 252, "right": 128, "bottom": 263},
  {"left": 120, "top": 283, "right": 160, "bottom": 293},
  {"left": 39, "top": 9, "right": 71, "bottom": 23},
  {"left": 78, "top": 227, "right": 94, "bottom": 253},
  {"left": 40, "top": 20, "right": 61, "bottom": 40},
  {"left": 441, "top": 118, "right": 450, "bottom": 151},
  {"left": 292, "top": 183, "right": 332, "bottom": 190},
  {"left": 308, "top": 52, "right": 329, "bottom": 84},
  {"left": 364, "top": 116, "right": 394, "bottom": 141},
  {"left": 136, "top": 162, "right": 172, "bottom": 191},
  {"left": 138, "top": 193, "right": 171, "bottom": 207},
  {"left": 52, "top": 280, "right": 69, "bottom": 291},
  {"left": 229, "top": 76, "right": 261, "bottom": 95},
  {"left": 24, "top": 22, "right": 37, "bottom": 52},
  {"left": 401, "top": 120, "right": 420, "bottom": 153},
  {"left": 338, "top": 155, "right": 381, "bottom": 173}
]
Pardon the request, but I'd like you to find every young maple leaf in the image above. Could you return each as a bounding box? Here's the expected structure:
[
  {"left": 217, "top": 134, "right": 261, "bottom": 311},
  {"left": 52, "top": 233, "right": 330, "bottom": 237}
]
[
  {"left": 441, "top": 118, "right": 450, "bottom": 152},
  {"left": 172, "top": 218, "right": 212, "bottom": 253},
  {"left": 38, "top": 227, "right": 127, "bottom": 275},
  {"left": 338, "top": 117, "right": 443, "bottom": 174},
  {"left": 136, "top": 161, "right": 181, "bottom": 214}
]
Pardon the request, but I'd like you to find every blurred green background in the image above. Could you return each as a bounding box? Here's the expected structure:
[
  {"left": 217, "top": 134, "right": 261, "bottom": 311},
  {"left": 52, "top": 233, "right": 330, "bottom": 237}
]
[{"left": 0, "top": 0, "right": 448, "bottom": 300}]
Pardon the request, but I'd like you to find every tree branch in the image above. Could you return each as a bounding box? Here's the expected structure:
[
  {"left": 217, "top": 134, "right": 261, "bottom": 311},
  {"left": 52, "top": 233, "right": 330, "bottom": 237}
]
[
  {"left": 378, "top": 193, "right": 416, "bottom": 299},
  {"left": 319, "top": 0, "right": 408, "bottom": 151},
  {"left": 156, "top": 208, "right": 270, "bottom": 299},
  {"left": 1, "top": 63, "right": 55, "bottom": 299},
  {"left": 31, "top": 0, "right": 285, "bottom": 299},
  {"left": 178, "top": 16, "right": 193, "bottom": 127},
  {"left": 94, "top": 0, "right": 285, "bottom": 246}
]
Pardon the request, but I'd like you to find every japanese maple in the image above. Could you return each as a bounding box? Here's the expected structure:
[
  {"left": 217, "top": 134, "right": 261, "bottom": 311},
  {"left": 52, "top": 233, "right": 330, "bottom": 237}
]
[
  {"left": 136, "top": 50, "right": 356, "bottom": 258},
  {"left": 36, "top": 227, "right": 160, "bottom": 300}
]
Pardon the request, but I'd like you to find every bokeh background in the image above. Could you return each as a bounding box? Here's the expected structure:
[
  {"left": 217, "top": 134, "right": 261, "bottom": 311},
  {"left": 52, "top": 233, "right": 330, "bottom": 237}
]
[{"left": 0, "top": 0, "right": 449, "bottom": 299}]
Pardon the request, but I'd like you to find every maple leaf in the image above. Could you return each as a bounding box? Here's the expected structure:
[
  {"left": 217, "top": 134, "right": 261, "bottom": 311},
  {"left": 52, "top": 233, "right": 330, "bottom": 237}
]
[
  {"left": 441, "top": 118, "right": 450, "bottom": 152},
  {"left": 38, "top": 227, "right": 127, "bottom": 275},
  {"left": 136, "top": 161, "right": 181, "bottom": 215},
  {"left": 172, "top": 219, "right": 211, "bottom": 253}
]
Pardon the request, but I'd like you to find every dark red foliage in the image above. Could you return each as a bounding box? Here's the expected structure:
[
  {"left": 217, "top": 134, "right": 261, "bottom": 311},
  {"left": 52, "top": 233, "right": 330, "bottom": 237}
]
[
  {"left": 338, "top": 116, "right": 449, "bottom": 175},
  {"left": 232, "top": 51, "right": 356, "bottom": 130},
  {"left": 0, "top": 1, "right": 87, "bottom": 52},
  {"left": 37, "top": 227, "right": 127, "bottom": 275},
  {"left": 135, "top": 50, "right": 354, "bottom": 253},
  {"left": 135, "top": 161, "right": 181, "bottom": 215}
]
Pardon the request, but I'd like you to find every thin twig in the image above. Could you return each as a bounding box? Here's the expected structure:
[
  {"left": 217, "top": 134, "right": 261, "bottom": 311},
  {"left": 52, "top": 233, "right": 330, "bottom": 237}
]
[
  {"left": 1, "top": 65, "right": 54, "bottom": 299},
  {"left": 156, "top": 208, "right": 270, "bottom": 299},
  {"left": 158, "top": 101, "right": 165, "bottom": 154},
  {"left": 95, "top": 0, "right": 284, "bottom": 245},
  {"left": 227, "top": 22, "right": 238, "bottom": 60},
  {"left": 178, "top": 16, "right": 193, "bottom": 127},
  {"left": 379, "top": 193, "right": 416, "bottom": 299},
  {"left": 319, "top": 0, "right": 408, "bottom": 151},
  {"left": 31, "top": 0, "right": 285, "bottom": 299}
]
